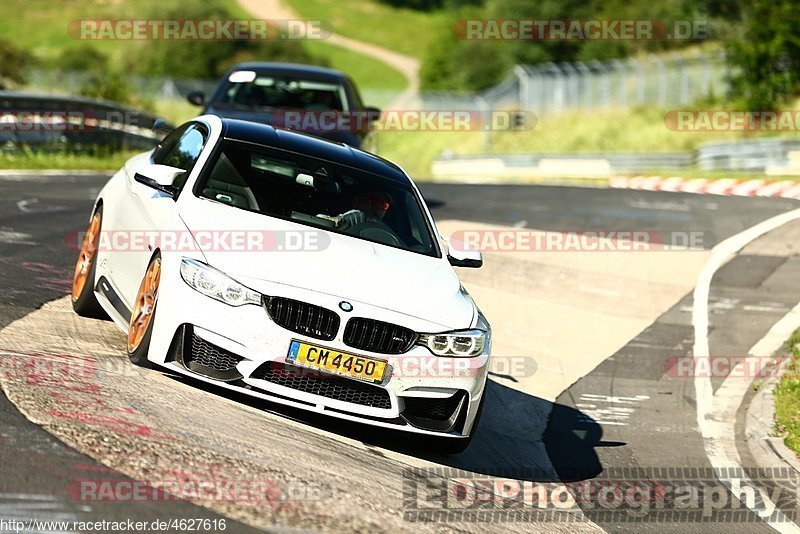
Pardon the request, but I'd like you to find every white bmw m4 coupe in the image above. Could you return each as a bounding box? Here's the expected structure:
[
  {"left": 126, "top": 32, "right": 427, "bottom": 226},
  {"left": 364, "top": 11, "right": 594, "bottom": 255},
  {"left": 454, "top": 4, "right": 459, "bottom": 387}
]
[{"left": 71, "top": 115, "right": 490, "bottom": 453}]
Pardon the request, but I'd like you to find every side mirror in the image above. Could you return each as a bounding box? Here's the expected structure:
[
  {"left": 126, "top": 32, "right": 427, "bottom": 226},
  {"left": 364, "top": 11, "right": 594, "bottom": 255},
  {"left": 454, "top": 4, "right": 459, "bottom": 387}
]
[
  {"left": 187, "top": 90, "right": 205, "bottom": 106},
  {"left": 134, "top": 164, "right": 184, "bottom": 200},
  {"left": 445, "top": 235, "right": 483, "bottom": 268},
  {"left": 364, "top": 106, "right": 381, "bottom": 122}
]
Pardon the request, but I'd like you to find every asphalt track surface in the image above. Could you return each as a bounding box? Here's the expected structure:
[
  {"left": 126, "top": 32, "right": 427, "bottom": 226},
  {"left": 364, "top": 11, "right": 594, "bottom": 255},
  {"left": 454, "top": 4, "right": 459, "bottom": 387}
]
[{"left": 1, "top": 174, "right": 799, "bottom": 532}]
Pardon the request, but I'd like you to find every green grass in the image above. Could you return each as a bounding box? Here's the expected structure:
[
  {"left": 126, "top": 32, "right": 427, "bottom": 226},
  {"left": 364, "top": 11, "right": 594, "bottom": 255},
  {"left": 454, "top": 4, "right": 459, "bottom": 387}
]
[
  {"left": 285, "top": 0, "right": 446, "bottom": 60},
  {"left": 302, "top": 40, "right": 407, "bottom": 100},
  {"left": 0, "top": 0, "right": 189, "bottom": 65},
  {"left": 0, "top": 148, "right": 139, "bottom": 170},
  {"left": 152, "top": 99, "right": 204, "bottom": 126},
  {"left": 774, "top": 329, "right": 800, "bottom": 455},
  {"left": 377, "top": 105, "right": 800, "bottom": 178},
  {"left": 0, "top": 0, "right": 407, "bottom": 95},
  {"left": 229, "top": 0, "right": 408, "bottom": 95}
]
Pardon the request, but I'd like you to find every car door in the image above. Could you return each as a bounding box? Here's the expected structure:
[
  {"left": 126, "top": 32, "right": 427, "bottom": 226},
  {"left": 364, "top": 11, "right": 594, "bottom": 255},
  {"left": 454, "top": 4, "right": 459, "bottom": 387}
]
[{"left": 115, "top": 123, "right": 208, "bottom": 305}]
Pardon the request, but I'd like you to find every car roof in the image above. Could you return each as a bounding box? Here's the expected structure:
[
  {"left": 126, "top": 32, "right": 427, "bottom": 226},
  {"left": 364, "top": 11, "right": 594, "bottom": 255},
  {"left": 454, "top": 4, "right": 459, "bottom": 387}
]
[
  {"left": 219, "top": 118, "right": 411, "bottom": 185},
  {"left": 226, "top": 62, "right": 349, "bottom": 82}
]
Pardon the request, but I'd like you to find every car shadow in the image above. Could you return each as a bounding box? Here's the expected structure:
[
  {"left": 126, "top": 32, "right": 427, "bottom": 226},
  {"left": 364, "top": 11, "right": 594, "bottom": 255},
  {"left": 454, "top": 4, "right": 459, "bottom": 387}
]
[
  {"left": 164, "top": 372, "right": 608, "bottom": 483},
  {"left": 390, "top": 379, "right": 606, "bottom": 482}
]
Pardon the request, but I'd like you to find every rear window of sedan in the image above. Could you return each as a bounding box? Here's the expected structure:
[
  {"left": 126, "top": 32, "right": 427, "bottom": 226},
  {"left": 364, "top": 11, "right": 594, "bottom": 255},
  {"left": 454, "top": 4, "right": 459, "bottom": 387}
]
[{"left": 215, "top": 74, "right": 349, "bottom": 111}]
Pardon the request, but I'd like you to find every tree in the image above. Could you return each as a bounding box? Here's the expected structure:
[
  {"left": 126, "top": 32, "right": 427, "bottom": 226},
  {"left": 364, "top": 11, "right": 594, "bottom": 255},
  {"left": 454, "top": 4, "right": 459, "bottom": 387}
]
[
  {"left": 726, "top": 0, "right": 800, "bottom": 109},
  {"left": 131, "top": 2, "right": 324, "bottom": 79},
  {"left": 0, "top": 39, "right": 33, "bottom": 88}
]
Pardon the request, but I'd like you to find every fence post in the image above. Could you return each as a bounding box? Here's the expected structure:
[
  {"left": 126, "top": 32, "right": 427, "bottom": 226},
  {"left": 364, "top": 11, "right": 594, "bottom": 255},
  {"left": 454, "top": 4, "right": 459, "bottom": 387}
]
[
  {"left": 675, "top": 55, "right": 689, "bottom": 105},
  {"left": 514, "top": 65, "right": 529, "bottom": 111},
  {"left": 611, "top": 59, "right": 627, "bottom": 108},
  {"left": 560, "top": 62, "right": 579, "bottom": 111},
  {"left": 589, "top": 60, "right": 610, "bottom": 107},
  {"left": 628, "top": 57, "right": 645, "bottom": 106},
  {"left": 651, "top": 56, "right": 667, "bottom": 107},
  {"left": 576, "top": 61, "right": 593, "bottom": 109}
]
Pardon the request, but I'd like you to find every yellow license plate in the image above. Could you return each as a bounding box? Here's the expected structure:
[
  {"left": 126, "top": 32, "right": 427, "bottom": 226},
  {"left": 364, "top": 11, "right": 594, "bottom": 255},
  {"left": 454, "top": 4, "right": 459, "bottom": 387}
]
[{"left": 286, "top": 340, "right": 387, "bottom": 383}]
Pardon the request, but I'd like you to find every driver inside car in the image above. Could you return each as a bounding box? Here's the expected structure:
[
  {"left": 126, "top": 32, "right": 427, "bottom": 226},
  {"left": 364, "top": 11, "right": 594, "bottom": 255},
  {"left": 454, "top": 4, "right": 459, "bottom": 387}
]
[{"left": 334, "top": 191, "right": 393, "bottom": 229}]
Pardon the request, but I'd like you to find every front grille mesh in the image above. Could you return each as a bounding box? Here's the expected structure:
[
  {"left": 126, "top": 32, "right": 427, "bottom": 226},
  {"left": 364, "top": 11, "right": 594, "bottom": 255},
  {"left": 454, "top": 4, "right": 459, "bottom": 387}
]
[
  {"left": 343, "top": 318, "right": 416, "bottom": 354},
  {"left": 254, "top": 363, "right": 391, "bottom": 409},
  {"left": 265, "top": 297, "right": 340, "bottom": 341},
  {"left": 188, "top": 334, "right": 242, "bottom": 372},
  {"left": 404, "top": 394, "right": 463, "bottom": 420},
  {"left": 180, "top": 332, "right": 245, "bottom": 381}
]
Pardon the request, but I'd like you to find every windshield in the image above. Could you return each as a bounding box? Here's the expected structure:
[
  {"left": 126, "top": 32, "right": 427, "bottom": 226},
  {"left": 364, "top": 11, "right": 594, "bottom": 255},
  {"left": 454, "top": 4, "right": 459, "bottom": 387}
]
[
  {"left": 214, "top": 71, "right": 349, "bottom": 111},
  {"left": 195, "top": 141, "right": 438, "bottom": 257}
]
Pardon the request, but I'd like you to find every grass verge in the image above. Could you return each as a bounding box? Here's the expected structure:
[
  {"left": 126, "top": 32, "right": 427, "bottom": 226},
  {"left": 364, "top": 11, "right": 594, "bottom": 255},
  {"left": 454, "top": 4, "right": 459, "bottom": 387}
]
[
  {"left": 0, "top": 149, "right": 139, "bottom": 171},
  {"left": 301, "top": 40, "right": 407, "bottom": 101},
  {"left": 285, "top": 0, "right": 445, "bottom": 60},
  {"left": 774, "top": 329, "right": 800, "bottom": 454},
  {"left": 3, "top": 0, "right": 407, "bottom": 96},
  {"left": 378, "top": 105, "right": 800, "bottom": 179}
]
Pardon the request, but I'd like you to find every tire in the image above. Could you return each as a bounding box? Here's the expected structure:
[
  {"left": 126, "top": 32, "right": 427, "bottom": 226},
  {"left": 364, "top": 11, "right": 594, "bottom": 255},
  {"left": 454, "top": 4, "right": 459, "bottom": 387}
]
[
  {"left": 431, "top": 392, "right": 486, "bottom": 454},
  {"left": 127, "top": 253, "right": 161, "bottom": 368},
  {"left": 71, "top": 205, "right": 107, "bottom": 318}
]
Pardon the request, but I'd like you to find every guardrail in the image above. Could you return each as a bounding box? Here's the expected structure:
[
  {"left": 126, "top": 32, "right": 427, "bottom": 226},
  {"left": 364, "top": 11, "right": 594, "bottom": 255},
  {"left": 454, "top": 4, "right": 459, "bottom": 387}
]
[
  {"left": 697, "top": 139, "right": 800, "bottom": 172},
  {"left": 0, "top": 92, "right": 164, "bottom": 151},
  {"left": 433, "top": 139, "right": 800, "bottom": 179}
]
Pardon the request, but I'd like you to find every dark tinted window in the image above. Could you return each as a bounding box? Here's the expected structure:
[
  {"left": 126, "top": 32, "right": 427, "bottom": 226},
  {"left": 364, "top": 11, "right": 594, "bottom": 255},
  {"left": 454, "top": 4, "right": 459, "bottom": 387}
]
[
  {"left": 216, "top": 73, "right": 348, "bottom": 111},
  {"left": 153, "top": 124, "right": 207, "bottom": 190}
]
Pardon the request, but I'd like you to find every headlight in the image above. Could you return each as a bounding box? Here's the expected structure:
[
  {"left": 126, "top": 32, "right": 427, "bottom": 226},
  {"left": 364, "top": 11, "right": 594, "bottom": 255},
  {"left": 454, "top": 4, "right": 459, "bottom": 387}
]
[
  {"left": 180, "top": 258, "right": 261, "bottom": 306},
  {"left": 418, "top": 329, "right": 488, "bottom": 357}
]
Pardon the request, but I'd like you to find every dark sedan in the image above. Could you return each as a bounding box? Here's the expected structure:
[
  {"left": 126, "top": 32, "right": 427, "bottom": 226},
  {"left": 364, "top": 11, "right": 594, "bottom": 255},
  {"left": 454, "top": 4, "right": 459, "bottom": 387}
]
[{"left": 187, "top": 62, "right": 381, "bottom": 151}]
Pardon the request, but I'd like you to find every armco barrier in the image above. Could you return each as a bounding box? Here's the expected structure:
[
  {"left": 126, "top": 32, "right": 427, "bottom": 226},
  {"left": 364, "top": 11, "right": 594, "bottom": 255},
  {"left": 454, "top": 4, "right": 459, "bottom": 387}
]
[
  {"left": 433, "top": 139, "right": 800, "bottom": 180},
  {"left": 0, "top": 92, "right": 165, "bottom": 151}
]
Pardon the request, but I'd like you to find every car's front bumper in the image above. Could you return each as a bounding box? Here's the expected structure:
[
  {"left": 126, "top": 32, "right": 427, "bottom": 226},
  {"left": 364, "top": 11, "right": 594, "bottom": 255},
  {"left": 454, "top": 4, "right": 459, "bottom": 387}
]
[{"left": 147, "top": 258, "right": 490, "bottom": 438}]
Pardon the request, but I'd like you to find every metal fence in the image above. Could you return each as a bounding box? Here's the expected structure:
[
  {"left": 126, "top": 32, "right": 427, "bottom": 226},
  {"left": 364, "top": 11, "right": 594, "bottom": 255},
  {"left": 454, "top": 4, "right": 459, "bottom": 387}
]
[
  {"left": 26, "top": 52, "right": 730, "bottom": 117},
  {"left": 422, "top": 52, "right": 729, "bottom": 116}
]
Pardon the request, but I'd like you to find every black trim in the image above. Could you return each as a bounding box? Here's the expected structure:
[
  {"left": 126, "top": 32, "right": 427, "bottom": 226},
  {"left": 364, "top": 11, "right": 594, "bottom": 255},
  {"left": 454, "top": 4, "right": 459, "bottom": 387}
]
[
  {"left": 263, "top": 297, "right": 340, "bottom": 341},
  {"left": 95, "top": 276, "right": 131, "bottom": 322},
  {"left": 400, "top": 391, "right": 468, "bottom": 433},
  {"left": 174, "top": 325, "right": 244, "bottom": 382},
  {"left": 251, "top": 362, "right": 392, "bottom": 409}
]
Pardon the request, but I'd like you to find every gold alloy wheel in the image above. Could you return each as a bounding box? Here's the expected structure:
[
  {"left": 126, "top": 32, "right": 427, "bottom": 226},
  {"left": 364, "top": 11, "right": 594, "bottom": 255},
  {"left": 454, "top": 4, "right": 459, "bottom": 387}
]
[
  {"left": 127, "top": 258, "right": 161, "bottom": 353},
  {"left": 71, "top": 212, "right": 101, "bottom": 301}
]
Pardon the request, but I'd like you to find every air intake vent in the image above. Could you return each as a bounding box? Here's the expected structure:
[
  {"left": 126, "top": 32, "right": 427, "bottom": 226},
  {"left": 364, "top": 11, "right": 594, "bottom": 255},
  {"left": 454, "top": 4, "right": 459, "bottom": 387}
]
[
  {"left": 182, "top": 332, "right": 244, "bottom": 381},
  {"left": 253, "top": 362, "right": 391, "bottom": 409}
]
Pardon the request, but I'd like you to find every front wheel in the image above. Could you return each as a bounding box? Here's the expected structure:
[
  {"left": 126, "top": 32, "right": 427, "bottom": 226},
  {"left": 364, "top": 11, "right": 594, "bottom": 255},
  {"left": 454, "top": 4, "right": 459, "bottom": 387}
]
[
  {"left": 71, "top": 206, "right": 106, "bottom": 318},
  {"left": 127, "top": 253, "right": 161, "bottom": 368}
]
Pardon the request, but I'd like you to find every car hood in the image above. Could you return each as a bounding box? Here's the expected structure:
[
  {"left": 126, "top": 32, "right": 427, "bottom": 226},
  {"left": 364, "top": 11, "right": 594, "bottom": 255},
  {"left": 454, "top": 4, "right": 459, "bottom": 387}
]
[{"left": 179, "top": 198, "right": 474, "bottom": 329}]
